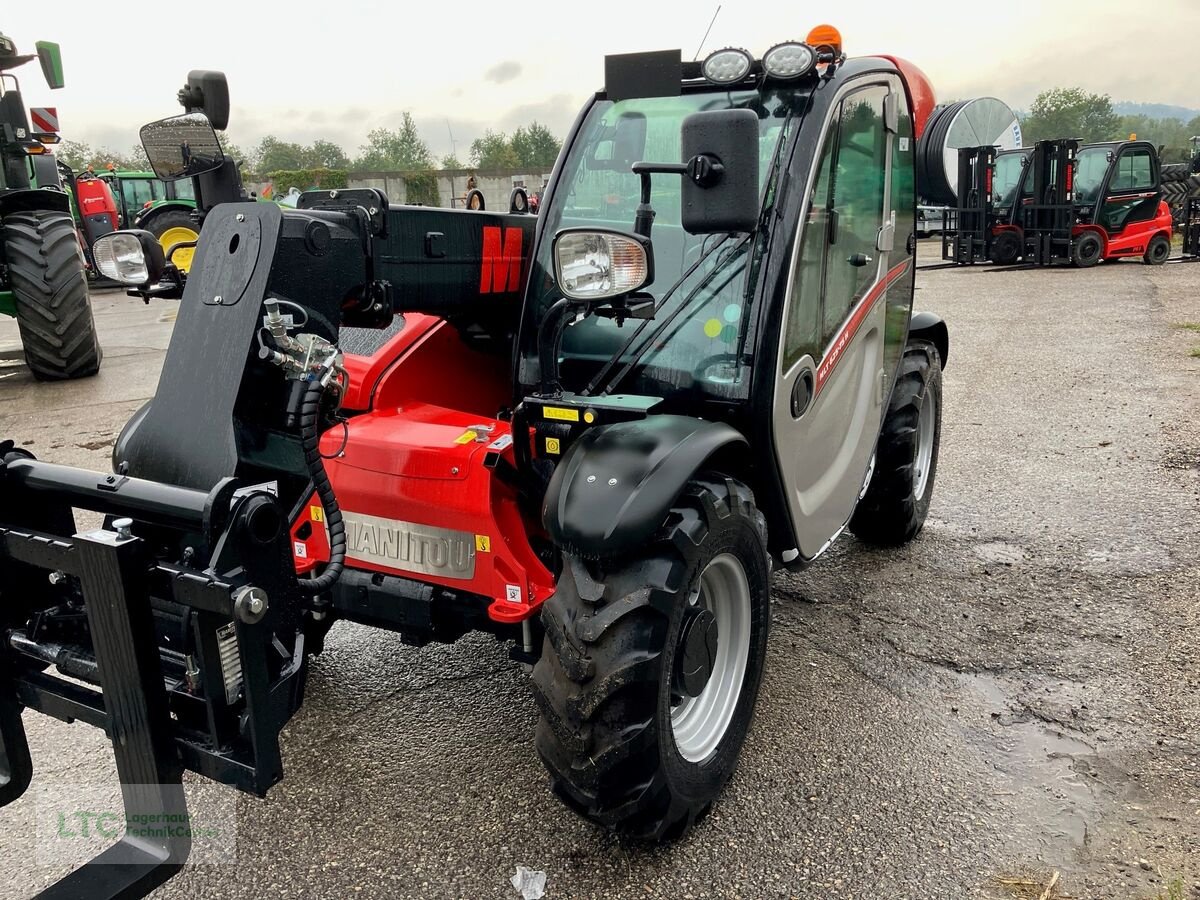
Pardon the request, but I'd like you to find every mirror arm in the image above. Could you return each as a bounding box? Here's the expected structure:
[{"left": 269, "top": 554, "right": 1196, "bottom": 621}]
[
  {"left": 536, "top": 297, "right": 590, "bottom": 398},
  {"left": 631, "top": 161, "right": 688, "bottom": 240}
]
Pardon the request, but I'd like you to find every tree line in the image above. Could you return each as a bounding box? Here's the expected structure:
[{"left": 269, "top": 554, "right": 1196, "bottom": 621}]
[
  {"left": 1021, "top": 88, "right": 1199, "bottom": 162},
  {"left": 56, "top": 114, "right": 562, "bottom": 176}
]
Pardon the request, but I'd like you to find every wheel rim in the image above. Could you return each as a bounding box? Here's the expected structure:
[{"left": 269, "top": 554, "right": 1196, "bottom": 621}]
[
  {"left": 1080, "top": 239, "right": 1100, "bottom": 263},
  {"left": 1152, "top": 240, "right": 1169, "bottom": 262},
  {"left": 671, "top": 553, "right": 751, "bottom": 764},
  {"left": 914, "top": 387, "right": 936, "bottom": 501},
  {"left": 159, "top": 226, "right": 198, "bottom": 273}
]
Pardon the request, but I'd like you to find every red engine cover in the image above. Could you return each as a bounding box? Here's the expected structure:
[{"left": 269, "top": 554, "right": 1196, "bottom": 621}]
[
  {"left": 75, "top": 177, "right": 118, "bottom": 231},
  {"left": 291, "top": 316, "right": 553, "bottom": 624}
]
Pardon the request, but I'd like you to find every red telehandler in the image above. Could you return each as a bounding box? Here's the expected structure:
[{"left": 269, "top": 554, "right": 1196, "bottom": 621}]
[{"left": 0, "top": 29, "right": 949, "bottom": 898}]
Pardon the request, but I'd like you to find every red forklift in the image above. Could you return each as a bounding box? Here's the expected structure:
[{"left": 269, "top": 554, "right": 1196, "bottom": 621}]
[
  {"left": 1022, "top": 138, "right": 1173, "bottom": 267},
  {"left": 941, "top": 145, "right": 1030, "bottom": 265}
]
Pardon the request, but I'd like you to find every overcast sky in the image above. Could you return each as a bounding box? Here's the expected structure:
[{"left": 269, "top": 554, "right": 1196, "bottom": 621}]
[{"left": 5, "top": 0, "right": 1198, "bottom": 159}]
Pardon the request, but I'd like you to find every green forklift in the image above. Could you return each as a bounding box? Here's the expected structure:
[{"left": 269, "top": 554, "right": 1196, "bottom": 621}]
[{"left": 0, "top": 30, "right": 101, "bottom": 379}]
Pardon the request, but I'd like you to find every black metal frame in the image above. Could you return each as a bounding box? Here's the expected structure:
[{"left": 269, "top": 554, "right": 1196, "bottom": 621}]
[
  {"left": 1020, "top": 139, "right": 1079, "bottom": 266},
  {"left": 941, "top": 145, "right": 997, "bottom": 264},
  {"left": 1183, "top": 196, "right": 1200, "bottom": 259},
  {"left": 0, "top": 455, "right": 308, "bottom": 900}
]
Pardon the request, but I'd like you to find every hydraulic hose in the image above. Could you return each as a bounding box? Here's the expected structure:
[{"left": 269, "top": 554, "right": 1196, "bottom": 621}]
[{"left": 296, "top": 380, "right": 346, "bottom": 595}]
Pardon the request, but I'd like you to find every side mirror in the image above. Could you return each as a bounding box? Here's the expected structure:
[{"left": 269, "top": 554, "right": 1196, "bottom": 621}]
[
  {"left": 680, "top": 109, "right": 760, "bottom": 234},
  {"left": 178, "top": 70, "right": 230, "bottom": 131},
  {"left": 140, "top": 113, "right": 225, "bottom": 180},
  {"left": 35, "top": 41, "right": 64, "bottom": 90}
]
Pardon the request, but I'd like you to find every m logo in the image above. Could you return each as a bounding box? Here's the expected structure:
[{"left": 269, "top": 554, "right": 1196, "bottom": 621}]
[{"left": 480, "top": 226, "right": 524, "bottom": 294}]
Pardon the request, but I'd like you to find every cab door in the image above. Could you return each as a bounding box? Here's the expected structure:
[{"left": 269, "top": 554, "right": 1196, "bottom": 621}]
[
  {"left": 771, "top": 79, "right": 902, "bottom": 560},
  {"left": 1097, "top": 143, "right": 1159, "bottom": 234}
]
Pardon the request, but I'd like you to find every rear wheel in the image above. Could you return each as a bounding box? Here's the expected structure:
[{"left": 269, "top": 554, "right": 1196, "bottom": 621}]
[
  {"left": 1143, "top": 233, "right": 1170, "bottom": 265},
  {"left": 1071, "top": 232, "right": 1103, "bottom": 268},
  {"left": 850, "top": 341, "right": 942, "bottom": 546},
  {"left": 144, "top": 209, "right": 199, "bottom": 273},
  {"left": 989, "top": 229, "right": 1022, "bottom": 265},
  {"left": 532, "top": 476, "right": 770, "bottom": 840},
  {"left": 4, "top": 210, "right": 102, "bottom": 381}
]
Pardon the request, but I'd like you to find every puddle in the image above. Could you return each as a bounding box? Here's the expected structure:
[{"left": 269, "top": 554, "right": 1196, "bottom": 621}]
[{"left": 955, "top": 672, "right": 1099, "bottom": 849}]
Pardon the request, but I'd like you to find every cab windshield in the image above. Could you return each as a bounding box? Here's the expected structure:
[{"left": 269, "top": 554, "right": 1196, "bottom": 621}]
[
  {"left": 529, "top": 87, "right": 803, "bottom": 401},
  {"left": 993, "top": 151, "right": 1027, "bottom": 207},
  {"left": 1074, "top": 147, "right": 1111, "bottom": 204}
]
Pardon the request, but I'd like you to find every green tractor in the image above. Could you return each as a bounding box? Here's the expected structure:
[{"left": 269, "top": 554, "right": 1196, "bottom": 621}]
[
  {"left": 97, "top": 168, "right": 199, "bottom": 271},
  {"left": 0, "top": 31, "right": 101, "bottom": 379}
]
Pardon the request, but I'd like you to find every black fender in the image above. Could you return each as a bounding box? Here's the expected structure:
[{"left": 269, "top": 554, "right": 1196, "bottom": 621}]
[
  {"left": 542, "top": 415, "right": 747, "bottom": 557},
  {"left": 908, "top": 311, "right": 948, "bottom": 368},
  {"left": 0, "top": 187, "right": 70, "bottom": 218}
]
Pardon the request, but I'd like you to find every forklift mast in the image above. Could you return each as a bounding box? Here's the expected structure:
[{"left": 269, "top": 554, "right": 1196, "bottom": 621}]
[
  {"left": 942, "top": 145, "right": 997, "bottom": 264},
  {"left": 1020, "top": 138, "right": 1079, "bottom": 266}
]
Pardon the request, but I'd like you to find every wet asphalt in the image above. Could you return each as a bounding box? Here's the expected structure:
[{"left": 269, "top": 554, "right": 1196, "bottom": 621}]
[{"left": 0, "top": 243, "right": 1197, "bottom": 899}]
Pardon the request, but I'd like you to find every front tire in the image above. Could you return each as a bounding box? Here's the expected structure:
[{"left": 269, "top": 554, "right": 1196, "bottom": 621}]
[
  {"left": 1143, "top": 233, "right": 1170, "bottom": 265},
  {"left": 4, "top": 210, "right": 102, "bottom": 381},
  {"left": 1071, "top": 232, "right": 1103, "bottom": 268},
  {"left": 989, "top": 229, "right": 1022, "bottom": 265},
  {"left": 850, "top": 340, "right": 943, "bottom": 546},
  {"left": 143, "top": 208, "right": 199, "bottom": 273},
  {"left": 532, "top": 476, "right": 770, "bottom": 841}
]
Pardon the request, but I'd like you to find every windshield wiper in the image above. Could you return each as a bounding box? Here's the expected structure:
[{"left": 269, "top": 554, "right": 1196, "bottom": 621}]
[
  {"left": 585, "top": 233, "right": 752, "bottom": 398},
  {"left": 578, "top": 232, "right": 736, "bottom": 397}
]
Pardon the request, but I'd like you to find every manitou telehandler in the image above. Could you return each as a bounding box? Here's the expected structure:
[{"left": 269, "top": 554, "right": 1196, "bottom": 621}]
[
  {"left": 0, "top": 28, "right": 949, "bottom": 898},
  {"left": 941, "top": 144, "right": 1031, "bottom": 265},
  {"left": 0, "top": 30, "right": 102, "bottom": 379},
  {"left": 1022, "top": 137, "right": 1173, "bottom": 267}
]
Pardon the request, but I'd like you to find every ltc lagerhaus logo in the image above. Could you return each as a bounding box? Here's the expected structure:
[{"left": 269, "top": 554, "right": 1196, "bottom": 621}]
[{"left": 54, "top": 808, "right": 223, "bottom": 840}]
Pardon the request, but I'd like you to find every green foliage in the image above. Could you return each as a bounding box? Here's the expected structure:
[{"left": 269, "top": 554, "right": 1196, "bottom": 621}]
[
  {"left": 470, "top": 130, "right": 519, "bottom": 168},
  {"left": 265, "top": 168, "right": 349, "bottom": 195},
  {"left": 441, "top": 153, "right": 464, "bottom": 170},
  {"left": 404, "top": 170, "right": 440, "bottom": 206},
  {"left": 54, "top": 139, "right": 150, "bottom": 173},
  {"left": 251, "top": 136, "right": 351, "bottom": 175},
  {"left": 510, "top": 122, "right": 561, "bottom": 167},
  {"left": 308, "top": 139, "right": 350, "bottom": 169},
  {"left": 1021, "top": 87, "right": 1121, "bottom": 144},
  {"left": 255, "top": 136, "right": 308, "bottom": 172},
  {"left": 1116, "top": 114, "right": 1200, "bottom": 162},
  {"left": 1153, "top": 876, "right": 1185, "bottom": 900},
  {"left": 470, "top": 123, "right": 562, "bottom": 169},
  {"left": 354, "top": 113, "right": 432, "bottom": 170}
]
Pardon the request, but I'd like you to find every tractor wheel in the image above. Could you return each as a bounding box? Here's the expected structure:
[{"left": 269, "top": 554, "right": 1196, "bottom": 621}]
[
  {"left": 849, "top": 340, "right": 942, "bottom": 546},
  {"left": 1071, "top": 232, "right": 1103, "bottom": 268},
  {"left": 144, "top": 209, "right": 199, "bottom": 273},
  {"left": 989, "top": 230, "right": 1022, "bottom": 265},
  {"left": 4, "top": 211, "right": 102, "bottom": 381},
  {"left": 532, "top": 476, "right": 770, "bottom": 841},
  {"left": 1143, "top": 234, "right": 1171, "bottom": 266}
]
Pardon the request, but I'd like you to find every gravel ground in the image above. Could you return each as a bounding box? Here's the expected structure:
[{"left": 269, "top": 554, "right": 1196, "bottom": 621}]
[{"left": 0, "top": 244, "right": 1197, "bottom": 899}]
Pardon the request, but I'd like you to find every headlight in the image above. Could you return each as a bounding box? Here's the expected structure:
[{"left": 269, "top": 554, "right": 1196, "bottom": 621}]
[
  {"left": 702, "top": 48, "right": 753, "bottom": 85},
  {"left": 762, "top": 42, "right": 816, "bottom": 79},
  {"left": 92, "top": 230, "right": 164, "bottom": 285},
  {"left": 553, "top": 229, "right": 651, "bottom": 302}
]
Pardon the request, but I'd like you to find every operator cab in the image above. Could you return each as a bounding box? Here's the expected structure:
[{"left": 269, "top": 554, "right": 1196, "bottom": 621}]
[
  {"left": 517, "top": 32, "right": 935, "bottom": 561},
  {"left": 1073, "top": 140, "right": 1161, "bottom": 233}
]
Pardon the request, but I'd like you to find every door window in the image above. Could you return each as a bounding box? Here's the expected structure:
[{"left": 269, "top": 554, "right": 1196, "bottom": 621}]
[
  {"left": 782, "top": 85, "right": 888, "bottom": 371},
  {"left": 122, "top": 178, "right": 155, "bottom": 214},
  {"left": 1111, "top": 148, "right": 1153, "bottom": 192}
]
